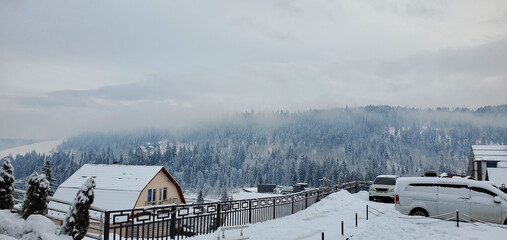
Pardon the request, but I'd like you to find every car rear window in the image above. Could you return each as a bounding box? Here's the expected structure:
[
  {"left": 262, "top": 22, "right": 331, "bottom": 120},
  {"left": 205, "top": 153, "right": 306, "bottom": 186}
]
[{"left": 374, "top": 177, "right": 396, "bottom": 185}]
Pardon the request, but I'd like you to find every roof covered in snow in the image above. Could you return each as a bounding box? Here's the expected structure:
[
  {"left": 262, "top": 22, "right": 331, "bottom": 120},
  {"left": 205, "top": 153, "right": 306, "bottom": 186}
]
[
  {"left": 472, "top": 145, "right": 507, "bottom": 151},
  {"left": 471, "top": 145, "right": 507, "bottom": 162},
  {"left": 59, "top": 164, "right": 164, "bottom": 191},
  {"left": 49, "top": 164, "right": 185, "bottom": 214}
]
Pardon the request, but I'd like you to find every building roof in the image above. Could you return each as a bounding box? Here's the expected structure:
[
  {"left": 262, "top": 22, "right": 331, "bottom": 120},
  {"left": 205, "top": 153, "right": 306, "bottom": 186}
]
[
  {"left": 49, "top": 164, "right": 185, "bottom": 215},
  {"left": 60, "top": 164, "right": 164, "bottom": 191},
  {"left": 472, "top": 145, "right": 507, "bottom": 162},
  {"left": 472, "top": 145, "right": 507, "bottom": 151}
]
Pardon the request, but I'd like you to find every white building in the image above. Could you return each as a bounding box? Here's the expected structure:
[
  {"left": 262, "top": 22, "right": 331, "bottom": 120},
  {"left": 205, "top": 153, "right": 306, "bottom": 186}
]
[
  {"left": 467, "top": 145, "right": 507, "bottom": 189},
  {"left": 49, "top": 164, "right": 186, "bottom": 220}
]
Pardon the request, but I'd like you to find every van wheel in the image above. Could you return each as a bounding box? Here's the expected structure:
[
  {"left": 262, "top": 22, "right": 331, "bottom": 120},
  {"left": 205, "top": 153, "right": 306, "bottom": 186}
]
[{"left": 409, "top": 208, "right": 428, "bottom": 217}]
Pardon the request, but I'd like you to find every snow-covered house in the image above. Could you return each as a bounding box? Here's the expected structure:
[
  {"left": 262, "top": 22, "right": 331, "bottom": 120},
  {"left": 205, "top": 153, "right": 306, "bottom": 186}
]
[
  {"left": 49, "top": 164, "right": 186, "bottom": 217},
  {"left": 467, "top": 145, "right": 507, "bottom": 189}
]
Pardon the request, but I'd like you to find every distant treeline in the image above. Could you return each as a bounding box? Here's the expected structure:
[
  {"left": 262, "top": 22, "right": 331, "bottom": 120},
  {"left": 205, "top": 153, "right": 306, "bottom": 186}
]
[{"left": 6, "top": 105, "right": 507, "bottom": 195}]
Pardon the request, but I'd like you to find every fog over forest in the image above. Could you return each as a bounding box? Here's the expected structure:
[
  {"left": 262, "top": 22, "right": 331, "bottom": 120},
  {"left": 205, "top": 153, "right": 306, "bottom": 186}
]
[{"left": 6, "top": 105, "right": 506, "bottom": 195}]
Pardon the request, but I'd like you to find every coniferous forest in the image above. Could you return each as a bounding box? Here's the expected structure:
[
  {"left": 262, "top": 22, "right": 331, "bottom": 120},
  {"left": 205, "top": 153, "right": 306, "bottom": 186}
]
[{"left": 6, "top": 105, "right": 507, "bottom": 195}]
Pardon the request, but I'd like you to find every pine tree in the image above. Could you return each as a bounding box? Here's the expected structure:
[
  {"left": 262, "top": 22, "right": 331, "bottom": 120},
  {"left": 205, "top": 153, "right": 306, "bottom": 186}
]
[
  {"left": 41, "top": 157, "right": 55, "bottom": 195},
  {"left": 41, "top": 157, "right": 52, "bottom": 182},
  {"left": 61, "top": 177, "right": 96, "bottom": 240},
  {"left": 22, "top": 171, "right": 49, "bottom": 219},
  {"left": 197, "top": 190, "right": 204, "bottom": 204},
  {"left": 220, "top": 188, "right": 228, "bottom": 202},
  {"left": 0, "top": 157, "right": 15, "bottom": 209}
]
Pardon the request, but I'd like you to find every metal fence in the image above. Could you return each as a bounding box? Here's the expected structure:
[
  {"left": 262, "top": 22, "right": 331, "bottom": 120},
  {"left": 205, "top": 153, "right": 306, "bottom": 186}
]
[
  {"left": 102, "top": 181, "right": 371, "bottom": 240},
  {"left": 12, "top": 181, "right": 371, "bottom": 240}
]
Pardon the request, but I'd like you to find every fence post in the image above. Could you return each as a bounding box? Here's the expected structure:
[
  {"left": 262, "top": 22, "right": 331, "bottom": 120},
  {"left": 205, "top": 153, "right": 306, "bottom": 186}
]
[
  {"left": 456, "top": 210, "right": 459, "bottom": 228},
  {"left": 291, "top": 197, "right": 294, "bottom": 214},
  {"left": 217, "top": 203, "right": 222, "bottom": 228},
  {"left": 130, "top": 210, "right": 135, "bottom": 239},
  {"left": 103, "top": 211, "right": 110, "bottom": 240},
  {"left": 170, "top": 206, "right": 176, "bottom": 239},
  {"left": 366, "top": 205, "right": 368, "bottom": 220},
  {"left": 305, "top": 193, "right": 308, "bottom": 209},
  {"left": 341, "top": 221, "right": 344, "bottom": 236},
  {"left": 248, "top": 200, "right": 252, "bottom": 224},
  {"left": 355, "top": 213, "right": 358, "bottom": 227},
  {"left": 273, "top": 199, "right": 276, "bottom": 219},
  {"left": 322, "top": 232, "right": 324, "bottom": 240}
]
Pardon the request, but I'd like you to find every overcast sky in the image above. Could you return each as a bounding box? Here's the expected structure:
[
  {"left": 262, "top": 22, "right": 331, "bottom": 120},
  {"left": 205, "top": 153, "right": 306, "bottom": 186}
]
[{"left": 1, "top": 0, "right": 507, "bottom": 139}]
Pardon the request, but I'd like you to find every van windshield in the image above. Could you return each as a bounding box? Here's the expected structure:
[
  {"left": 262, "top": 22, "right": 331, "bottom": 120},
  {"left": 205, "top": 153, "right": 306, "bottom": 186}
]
[{"left": 374, "top": 177, "right": 396, "bottom": 185}]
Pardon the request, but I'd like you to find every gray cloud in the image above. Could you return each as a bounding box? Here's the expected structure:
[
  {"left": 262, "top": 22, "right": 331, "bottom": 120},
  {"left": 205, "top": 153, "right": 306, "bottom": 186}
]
[
  {"left": 1, "top": 0, "right": 507, "bottom": 139},
  {"left": 373, "top": 38, "right": 507, "bottom": 78}
]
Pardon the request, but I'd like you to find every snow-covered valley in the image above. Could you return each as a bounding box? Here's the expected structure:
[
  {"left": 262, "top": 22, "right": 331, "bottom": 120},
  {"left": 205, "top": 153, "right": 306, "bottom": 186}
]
[{"left": 0, "top": 140, "right": 62, "bottom": 159}]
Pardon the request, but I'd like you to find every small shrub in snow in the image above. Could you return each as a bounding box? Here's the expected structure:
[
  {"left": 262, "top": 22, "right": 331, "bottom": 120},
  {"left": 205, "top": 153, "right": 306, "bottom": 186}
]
[
  {"left": 22, "top": 171, "right": 49, "bottom": 219},
  {"left": 61, "top": 177, "right": 96, "bottom": 240},
  {"left": 0, "top": 157, "right": 15, "bottom": 209}
]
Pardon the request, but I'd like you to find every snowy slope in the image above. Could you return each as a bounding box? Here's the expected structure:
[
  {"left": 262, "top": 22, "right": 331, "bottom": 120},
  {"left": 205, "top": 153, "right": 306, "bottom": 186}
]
[
  {"left": 0, "top": 210, "right": 71, "bottom": 240},
  {"left": 188, "top": 191, "right": 507, "bottom": 240},
  {"left": 185, "top": 188, "right": 282, "bottom": 204},
  {"left": 232, "top": 188, "right": 283, "bottom": 200},
  {"left": 0, "top": 139, "right": 63, "bottom": 159}
]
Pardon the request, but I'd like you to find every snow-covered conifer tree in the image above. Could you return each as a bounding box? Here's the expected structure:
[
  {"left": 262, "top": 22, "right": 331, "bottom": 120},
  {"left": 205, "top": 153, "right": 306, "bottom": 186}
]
[
  {"left": 220, "top": 188, "right": 229, "bottom": 202},
  {"left": 41, "top": 157, "right": 53, "bottom": 182},
  {"left": 0, "top": 157, "right": 15, "bottom": 209},
  {"left": 22, "top": 171, "right": 49, "bottom": 219},
  {"left": 41, "top": 157, "right": 55, "bottom": 195},
  {"left": 61, "top": 177, "right": 96, "bottom": 240},
  {"left": 197, "top": 190, "right": 204, "bottom": 204}
]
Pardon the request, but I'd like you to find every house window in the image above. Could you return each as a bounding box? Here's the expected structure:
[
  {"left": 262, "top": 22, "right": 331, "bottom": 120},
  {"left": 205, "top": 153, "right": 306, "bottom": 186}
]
[
  {"left": 160, "top": 188, "right": 167, "bottom": 201},
  {"left": 148, "top": 189, "right": 156, "bottom": 203},
  {"left": 486, "top": 161, "right": 497, "bottom": 168}
]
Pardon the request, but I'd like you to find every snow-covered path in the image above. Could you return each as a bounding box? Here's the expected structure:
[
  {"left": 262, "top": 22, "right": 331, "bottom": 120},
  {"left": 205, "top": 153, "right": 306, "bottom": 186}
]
[{"left": 188, "top": 191, "right": 507, "bottom": 240}]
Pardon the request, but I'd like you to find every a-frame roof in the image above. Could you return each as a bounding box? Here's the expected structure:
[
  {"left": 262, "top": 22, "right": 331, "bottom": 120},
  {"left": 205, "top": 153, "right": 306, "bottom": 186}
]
[
  {"left": 51, "top": 164, "right": 185, "bottom": 212},
  {"left": 472, "top": 145, "right": 507, "bottom": 162}
]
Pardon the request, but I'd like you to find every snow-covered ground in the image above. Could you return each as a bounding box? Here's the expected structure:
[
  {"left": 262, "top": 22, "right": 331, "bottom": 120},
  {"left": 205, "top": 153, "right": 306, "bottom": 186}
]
[
  {"left": 232, "top": 188, "right": 283, "bottom": 200},
  {"left": 184, "top": 188, "right": 282, "bottom": 204},
  {"left": 0, "top": 139, "right": 63, "bottom": 159},
  {"left": 188, "top": 191, "right": 507, "bottom": 240},
  {"left": 0, "top": 210, "right": 71, "bottom": 240},
  {"left": 2, "top": 190, "right": 506, "bottom": 239}
]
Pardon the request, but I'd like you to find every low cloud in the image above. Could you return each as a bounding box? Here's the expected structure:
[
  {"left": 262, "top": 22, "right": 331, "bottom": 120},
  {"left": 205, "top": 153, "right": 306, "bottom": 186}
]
[{"left": 1, "top": 0, "right": 507, "bottom": 139}]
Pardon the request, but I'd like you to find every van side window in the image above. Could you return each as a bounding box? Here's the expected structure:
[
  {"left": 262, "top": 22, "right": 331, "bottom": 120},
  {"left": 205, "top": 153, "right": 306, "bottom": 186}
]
[
  {"left": 437, "top": 184, "right": 467, "bottom": 189},
  {"left": 407, "top": 183, "right": 438, "bottom": 193},
  {"left": 470, "top": 187, "right": 497, "bottom": 197},
  {"left": 408, "top": 183, "right": 440, "bottom": 187}
]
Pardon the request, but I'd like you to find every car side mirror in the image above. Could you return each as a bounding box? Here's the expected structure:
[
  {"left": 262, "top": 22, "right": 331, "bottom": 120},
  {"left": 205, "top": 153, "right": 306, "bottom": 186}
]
[{"left": 493, "top": 196, "right": 501, "bottom": 203}]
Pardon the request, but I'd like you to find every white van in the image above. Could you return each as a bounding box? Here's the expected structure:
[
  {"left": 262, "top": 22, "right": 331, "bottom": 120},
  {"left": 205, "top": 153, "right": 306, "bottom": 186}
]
[
  {"left": 395, "top": 177, "right": 507, "bottom": 225},
  {"left": 369, "top": 175, "right": 398, "bottom": 201}
]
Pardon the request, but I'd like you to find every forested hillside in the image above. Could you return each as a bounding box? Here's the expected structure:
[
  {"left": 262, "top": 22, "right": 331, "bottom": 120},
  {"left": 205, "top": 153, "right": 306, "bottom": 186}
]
[{"left": 7, "top": 105, "right": 507, "bottom": 195}]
